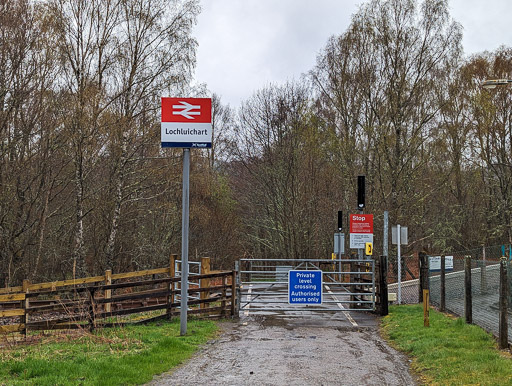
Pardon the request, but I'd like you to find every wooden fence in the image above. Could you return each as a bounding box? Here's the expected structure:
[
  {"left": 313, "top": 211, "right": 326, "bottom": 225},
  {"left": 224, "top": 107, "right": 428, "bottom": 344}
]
[{"left": 0, "top": 255, "right": 237, "bottom": 335}]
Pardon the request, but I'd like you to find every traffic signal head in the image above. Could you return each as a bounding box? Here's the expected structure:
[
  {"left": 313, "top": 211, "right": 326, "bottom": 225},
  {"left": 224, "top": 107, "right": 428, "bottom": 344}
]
[{"left": 358, "top": 175, "right": 365, "bottom": 209}]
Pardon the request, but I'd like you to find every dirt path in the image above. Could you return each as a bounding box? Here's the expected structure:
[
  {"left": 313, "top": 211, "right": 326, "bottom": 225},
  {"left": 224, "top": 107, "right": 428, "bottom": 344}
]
[{"left": 148, "top": 315, "right": 416, "bottom": 386}]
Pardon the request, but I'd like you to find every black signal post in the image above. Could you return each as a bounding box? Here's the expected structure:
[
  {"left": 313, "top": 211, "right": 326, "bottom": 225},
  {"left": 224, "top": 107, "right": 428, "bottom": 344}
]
[{"left": 357, "top": 175, "right": 365, "bottom": 212}]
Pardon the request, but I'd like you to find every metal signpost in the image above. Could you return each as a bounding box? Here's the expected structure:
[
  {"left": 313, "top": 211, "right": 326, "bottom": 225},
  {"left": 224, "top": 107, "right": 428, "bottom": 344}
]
[
  {"left": 334, "top": 232, "right": 344, "bottom": 282},
  {"left": 334, "top": 210, "right": 344, "bottom": 281},
  {"left": 383, "top": 211, "right": 389, "bottom": 265},
  {"left": 161, "top": 97, "right": 212, "bottom": 335},
  {"left": 391, "top": 225, "right": 408, "bottom": 304}
]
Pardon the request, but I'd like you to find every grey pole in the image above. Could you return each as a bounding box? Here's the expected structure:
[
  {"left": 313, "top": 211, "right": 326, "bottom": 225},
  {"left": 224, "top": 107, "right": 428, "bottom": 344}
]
[
  {"left": 397, "top": 224, "right": 401, "bottom": 305},
  {"left": 180, "top": 148, "right": 190, "bottom": 336},
  {"left": 383, "top": 211, "right": 389, "bottom": 266},
  {"left": 338, "top": 232, "right": 342, "bottom": 281}
]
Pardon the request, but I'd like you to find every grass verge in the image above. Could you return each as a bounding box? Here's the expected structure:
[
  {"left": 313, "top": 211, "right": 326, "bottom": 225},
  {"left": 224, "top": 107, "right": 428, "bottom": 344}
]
[
  {"left": 0, "top": 318, "right": 218, "bottom": 385},
  {"left": 381, "top": 304, "right": 512, "bottom": 385}
]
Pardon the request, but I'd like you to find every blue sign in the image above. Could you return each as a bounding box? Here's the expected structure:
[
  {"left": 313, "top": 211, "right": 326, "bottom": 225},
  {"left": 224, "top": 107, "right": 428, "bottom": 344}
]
[
  {"left": 288, "top": 270, "right": 323, "bottom": 304},
  {"left": 161, "top": 142, "right": 211, "bottom": 148}
]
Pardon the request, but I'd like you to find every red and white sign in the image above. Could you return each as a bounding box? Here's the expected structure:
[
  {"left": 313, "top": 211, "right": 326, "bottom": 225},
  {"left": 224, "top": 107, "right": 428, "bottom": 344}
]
[
  {"left": 161, "top": 97, "right": 212, "bottom": 148},
  {"left": 349, "top": 214, "right": 374, "bottom": 249},
  {"left": 349, "top": 214, "right": 374, "bottom": 233}
]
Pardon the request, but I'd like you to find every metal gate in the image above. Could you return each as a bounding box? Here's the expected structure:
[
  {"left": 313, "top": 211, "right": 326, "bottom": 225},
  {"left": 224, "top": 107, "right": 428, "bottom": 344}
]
[{"left": 238, "top": 258, "right": 375, "bottom": 315}]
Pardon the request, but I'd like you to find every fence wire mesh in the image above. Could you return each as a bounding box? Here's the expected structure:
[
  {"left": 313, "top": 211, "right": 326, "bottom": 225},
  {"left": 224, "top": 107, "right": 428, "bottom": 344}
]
[
  {"left": 387, "top": 254, "right": 419, "bottom": 304},
  {"left": 428, "top": 245, "right": 512, "bottom": 343}
]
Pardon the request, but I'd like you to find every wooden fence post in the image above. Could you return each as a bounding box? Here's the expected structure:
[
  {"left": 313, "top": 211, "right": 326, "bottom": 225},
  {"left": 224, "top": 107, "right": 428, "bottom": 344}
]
[
  {"left": 378, "top": 255, "right": 388, "bottom": 316},
  {"left": 105, "top": 270, "right": 112, "bottom": 313},
  {"left": 499, "top": 256, "right": 508, "bottom": 349},
  {"left": 440, "top": 255, "right": 446, "bottom": 312},
  {"left": 200, "top": 257, "right": 210, "bottom": 310},
  {"left": 419, "top": 252, "right": 429, "bottom": 303},
  {"left": 221, "top": 275, "right": 227, "bottom": 318},
  {"left": 22, "top": 279, "right": 30, "bottom": 337},
  {"left": 465, "top": 255, "right": 472, "bottom": 324},
  {"left": 423, "top": 289, "right": 430, "bottom": 327}
]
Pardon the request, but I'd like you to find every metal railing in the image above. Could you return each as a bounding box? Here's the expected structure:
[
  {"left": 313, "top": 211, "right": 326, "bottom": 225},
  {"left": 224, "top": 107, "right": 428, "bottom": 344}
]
[
  {"left": 174, "top": 260, "right": 201, "bottom": 303},
  {"left": 239, "top": 258, "right": 375, "bottom": 314}
]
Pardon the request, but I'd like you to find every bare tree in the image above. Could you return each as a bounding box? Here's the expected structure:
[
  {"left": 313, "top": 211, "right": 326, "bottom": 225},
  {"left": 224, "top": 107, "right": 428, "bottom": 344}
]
[
  {"left": 312, "top": 0, "right": 463, "bottom": 250},
  {"left": 0, "top": 0, "right": 64, "bottom": 284},
  {"left": 231, "top": 82, "right": 337, "bottom": 259},
  {"left": 102, "top": 0, "right": 199, "bottom": 270},
  {"left": 469, "top": 49, "right": 512, "bottom": 245}
]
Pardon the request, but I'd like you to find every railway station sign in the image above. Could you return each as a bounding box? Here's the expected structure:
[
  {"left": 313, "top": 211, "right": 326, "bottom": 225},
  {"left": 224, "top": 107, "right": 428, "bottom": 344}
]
[
  {"left": 161, "top": 97, "right": 212, "bottom": 335},
  {"left": 349, "top": 214, "right": 373, "bottom": 249},
  {"left": 288, "top": 270, "right": 322, "bottom": 304},
  {"left": 161, "top": 97, "right": 212, "bottom": 148}
]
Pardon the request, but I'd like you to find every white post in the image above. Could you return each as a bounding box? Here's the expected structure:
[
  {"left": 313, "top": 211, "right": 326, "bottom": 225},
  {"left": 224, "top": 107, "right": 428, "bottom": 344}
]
[
  {"left": 397, "top": 224, "right": 402, "bottom": 305},
  {"left": 481, "top": 244, "right": 487, "bottom": 294},
  {"left": 338, "top": 232, "right": 342, "bottom": 281},
  {"left": 180, "top": 149, "right": 190, "bottom": 336}
]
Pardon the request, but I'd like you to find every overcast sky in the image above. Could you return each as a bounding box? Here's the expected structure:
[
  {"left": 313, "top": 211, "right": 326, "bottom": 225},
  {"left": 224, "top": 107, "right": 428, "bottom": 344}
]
[{"left": 192, "top": 0, "right": 512, "bottom": 108}]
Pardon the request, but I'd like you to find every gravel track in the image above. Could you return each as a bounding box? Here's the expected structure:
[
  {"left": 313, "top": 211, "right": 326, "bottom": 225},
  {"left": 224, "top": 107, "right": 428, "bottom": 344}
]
[{"left": 148, "top": 314, "right": 416, "bottom": 386}]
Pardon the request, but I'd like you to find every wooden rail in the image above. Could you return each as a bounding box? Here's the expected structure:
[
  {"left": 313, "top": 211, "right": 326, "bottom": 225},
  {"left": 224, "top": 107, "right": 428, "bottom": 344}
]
[
  {"left": 0, "top": 267, "right": 172, "bottom": 295},
  {"left": 0, "top": 255, "right": 238, "bottom": 335}
]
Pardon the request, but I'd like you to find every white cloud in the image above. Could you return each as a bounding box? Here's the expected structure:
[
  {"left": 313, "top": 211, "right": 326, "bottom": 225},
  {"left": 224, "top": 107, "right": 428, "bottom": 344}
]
[
  {"left": 449, "top": 0, "right": 512, "bottom": 56},
  {"left": 193, "top": 0, "right": 512, "bottom": 108}
]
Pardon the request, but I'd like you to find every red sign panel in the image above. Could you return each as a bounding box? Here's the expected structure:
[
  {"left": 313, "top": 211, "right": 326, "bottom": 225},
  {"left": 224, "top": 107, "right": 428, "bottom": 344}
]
[
  {"left": 161, "top": 97, "right": 212, "bottom": 123},
  {"left": 350, "top": 214, "right": 374, "bottom": 234}
]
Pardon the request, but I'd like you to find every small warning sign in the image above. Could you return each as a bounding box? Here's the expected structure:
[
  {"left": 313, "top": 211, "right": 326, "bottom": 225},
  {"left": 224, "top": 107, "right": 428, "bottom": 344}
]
[{"left": 366, "top": 242, "right": 373, "bottom": 256}]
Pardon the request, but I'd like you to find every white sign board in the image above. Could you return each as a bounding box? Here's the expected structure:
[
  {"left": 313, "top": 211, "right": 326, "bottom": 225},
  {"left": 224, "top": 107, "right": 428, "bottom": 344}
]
[
  {"left": 349, "top": 214, "right": 373, "bottom": 249},
  {"left": 350, "top": 233, "right": 373, "bottom": 249},
  {"left": 429, "top": 256, "right": 454, "bottom": 271},
  {"left": 391, "top": 226, "right": 408, "bottom": 245},
  {"left": 334, "top": 232, "right": 345, "bottom": 254},
  {"left": 161, "top": 98, "right": 212, "bottom": 148}
]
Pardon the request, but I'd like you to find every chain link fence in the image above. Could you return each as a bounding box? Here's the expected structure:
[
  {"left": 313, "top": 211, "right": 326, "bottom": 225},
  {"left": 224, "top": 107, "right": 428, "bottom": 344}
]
[
  {"left": 428, "top": 245, "right": 512, "bottom": 344},
  {"left": 387, "top": 254, "right": 419, "bottom": 304}
]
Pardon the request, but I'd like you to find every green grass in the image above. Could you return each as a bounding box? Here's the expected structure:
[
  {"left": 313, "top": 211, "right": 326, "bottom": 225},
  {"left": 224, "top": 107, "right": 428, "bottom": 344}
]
[
  {"left": 0, "top": 318, "right": 218, "bottom": 385},
  {"left": 381, "top": 305, "right": 512, "bottom": 385}
]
